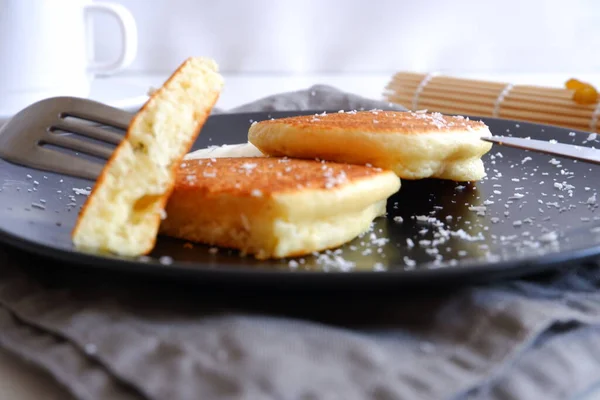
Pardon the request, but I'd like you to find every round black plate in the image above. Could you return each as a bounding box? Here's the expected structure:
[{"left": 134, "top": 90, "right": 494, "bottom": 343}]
[{"left": 1, "top": 110, "right": 599, "bottom": 288}]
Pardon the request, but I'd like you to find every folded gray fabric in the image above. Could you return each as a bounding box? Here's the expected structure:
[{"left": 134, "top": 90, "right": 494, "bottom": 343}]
[
  {"left": 0, "top": 85, "right": 599, "bottom": 400},
  {"left": 227, "top": 84, "right": 406, "bottom": 113}
]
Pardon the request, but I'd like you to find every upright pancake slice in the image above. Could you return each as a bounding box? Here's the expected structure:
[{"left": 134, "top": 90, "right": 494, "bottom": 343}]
[
  {"left": 159, "top": 157, "right": 401, "bottom": 259},
  {"left": 72, "top": 57, "right": 224, "bottom": 256},
  {"left": 248, "top": 110, "right": 494, "bottom": 181}
]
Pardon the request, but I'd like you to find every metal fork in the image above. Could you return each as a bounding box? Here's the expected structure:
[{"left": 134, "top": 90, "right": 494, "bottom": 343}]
[{"left": 0, "top": 96, "right": 134, "bottom": 181}]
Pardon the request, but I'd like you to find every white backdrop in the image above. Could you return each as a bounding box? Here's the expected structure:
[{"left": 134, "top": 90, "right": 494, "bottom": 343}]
[{"left": 92, "top": 0, "right": 600, "bottom": 75}]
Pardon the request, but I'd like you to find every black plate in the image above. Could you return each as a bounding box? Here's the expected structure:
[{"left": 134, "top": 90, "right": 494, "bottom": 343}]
[{"left": 1, "top": 111, "right": 599, "bottom": 288}]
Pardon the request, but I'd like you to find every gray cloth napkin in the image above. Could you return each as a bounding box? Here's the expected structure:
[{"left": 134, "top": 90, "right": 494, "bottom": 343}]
[{"left": 1, "top": 85, "right": 600, "bottom": 400}]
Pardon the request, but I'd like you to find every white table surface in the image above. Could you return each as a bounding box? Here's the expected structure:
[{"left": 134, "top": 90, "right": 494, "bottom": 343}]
[{"left": 3, "top": 71, "right": 600, "bottom": 399}]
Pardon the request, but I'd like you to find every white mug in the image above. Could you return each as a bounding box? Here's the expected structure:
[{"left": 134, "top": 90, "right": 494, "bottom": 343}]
[{"left": 0, "top": 0, "right": 138, "bottom": 116}]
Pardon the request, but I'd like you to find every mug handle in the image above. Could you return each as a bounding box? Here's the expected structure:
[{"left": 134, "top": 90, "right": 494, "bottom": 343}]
[{"left": 84, "top": 2, "right": 138, "bottom": 76}]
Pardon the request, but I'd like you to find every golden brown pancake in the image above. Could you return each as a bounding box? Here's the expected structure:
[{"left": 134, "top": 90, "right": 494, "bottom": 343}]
[
  {"left": 159, "top": 157, "right": 401, "bottom": 259},
  {"left": 72, "top": 57, "right": 224, "bottom": 256},
  {"left": 248, "top": 110, "right": 493, "bottom": 181}
]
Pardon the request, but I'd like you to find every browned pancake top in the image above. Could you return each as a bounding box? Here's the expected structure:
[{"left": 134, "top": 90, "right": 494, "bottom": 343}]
[
  {"left": 252, "top": 110, "right": 487, "bottom": 134},
  {"left": 175, "top": 157, "right": 387, "bottom": 196}
]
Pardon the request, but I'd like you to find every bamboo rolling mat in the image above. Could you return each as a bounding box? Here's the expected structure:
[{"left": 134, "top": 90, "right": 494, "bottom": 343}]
[{"left": 384, "top": 72, "right": 600, "bottom": 133}]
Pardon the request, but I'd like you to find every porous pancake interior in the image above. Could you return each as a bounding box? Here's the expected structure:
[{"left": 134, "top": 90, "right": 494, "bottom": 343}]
[
  {"left": 72, "top": 57, "right": 223, "bottom": 256},
  {"left": 248, "top": 110, "right": 494, "bottom": 181},
  {"left": 160, "top": 157, "right": 401, "bottom": 259}
]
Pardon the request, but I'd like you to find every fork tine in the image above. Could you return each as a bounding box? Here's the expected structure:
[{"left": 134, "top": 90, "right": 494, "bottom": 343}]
[
  {"left": 53, "top": 119, "right": 124, "bottom": 145},
  {"left": 34, "top": 147, "right": 103, "bottom": 181},
  {"left": 43, "top": 134, "right": 114, "bottom": 160},
  {"left": 57, "top": 96, "right": 134, "bottom": 130}
]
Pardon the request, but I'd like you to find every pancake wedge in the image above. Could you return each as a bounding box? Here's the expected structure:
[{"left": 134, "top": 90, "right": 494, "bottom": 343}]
[
  {"left": 248, "top": 110, "right": 493, "bottom": 181},
  {"left": 72, "top": 57, "right": 224, "bottom": 256},
  {"left": 160, "top": 157, "right": 401, "bottom": 259}
]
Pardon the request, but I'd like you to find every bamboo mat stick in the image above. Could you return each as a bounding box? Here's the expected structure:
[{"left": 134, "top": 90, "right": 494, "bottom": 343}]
[
  {"left": 390, "top": 95, "right": 494, "bottom": 115},
  {"left": 389, "top": 81, "right": 572, "bottom": 99},
  {"left": 391, "top": 93, "right": 593, "bottom": 129},
  {"left": 388, "top": 78, "right": 576, "bottom": 99},
  {"left": 404, "top": 90, "right": 595, "bottom": 117},
  {"left": 501, "top": 99, "right": 594, "bottom": 118},
  {"left": 389, "top": 72, "right": 572, "bottom": 94},
  {"left": 384, "top": 72, "right": 600, "bottom": 132}
]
